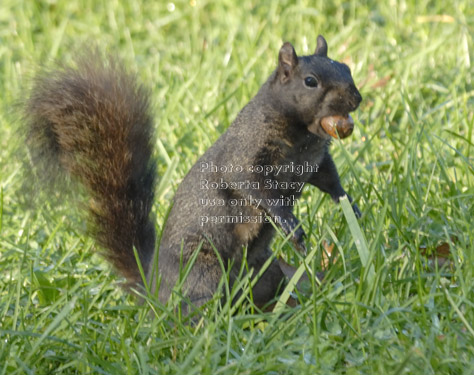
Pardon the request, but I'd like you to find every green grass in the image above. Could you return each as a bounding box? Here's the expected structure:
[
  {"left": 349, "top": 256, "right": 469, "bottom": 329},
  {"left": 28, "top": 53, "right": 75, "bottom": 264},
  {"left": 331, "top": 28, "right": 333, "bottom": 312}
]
[{"left": 1, "top": 0, "right": 473, "bottom": 373}]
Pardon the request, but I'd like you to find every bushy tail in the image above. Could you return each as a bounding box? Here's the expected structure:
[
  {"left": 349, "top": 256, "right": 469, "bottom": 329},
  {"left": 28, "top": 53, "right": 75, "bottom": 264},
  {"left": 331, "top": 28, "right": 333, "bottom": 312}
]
[{"left": 25, "top": 53, "right": 157, "bottom": 286}]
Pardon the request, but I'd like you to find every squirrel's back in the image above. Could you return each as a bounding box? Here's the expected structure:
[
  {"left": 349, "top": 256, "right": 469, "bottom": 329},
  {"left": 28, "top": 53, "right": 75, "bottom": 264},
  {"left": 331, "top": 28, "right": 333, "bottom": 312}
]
[{"left": 25, "top": 53, "right": 157, "bottom": 286}]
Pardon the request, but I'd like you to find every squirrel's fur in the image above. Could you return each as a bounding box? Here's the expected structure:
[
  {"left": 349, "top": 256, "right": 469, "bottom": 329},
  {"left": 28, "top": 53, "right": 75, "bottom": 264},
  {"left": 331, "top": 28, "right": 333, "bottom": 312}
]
[
  {"left": 25, "top": 36, "right": 362, "bottom": 310},
  {"left": 25, "top": 55, "right": 157, "bottom": 286}
]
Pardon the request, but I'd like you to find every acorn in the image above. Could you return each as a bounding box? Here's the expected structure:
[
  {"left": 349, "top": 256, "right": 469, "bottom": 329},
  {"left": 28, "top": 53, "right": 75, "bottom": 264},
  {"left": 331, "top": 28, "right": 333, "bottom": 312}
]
[{"left": 320, "top": 115, "right": 354, "bottom": 139}]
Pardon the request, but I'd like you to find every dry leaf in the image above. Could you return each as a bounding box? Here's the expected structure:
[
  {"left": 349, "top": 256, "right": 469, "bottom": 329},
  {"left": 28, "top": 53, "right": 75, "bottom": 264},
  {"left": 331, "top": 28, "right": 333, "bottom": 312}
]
[
  {"left": 371, "top": 75, "right": 392, "bottom": 89},
  {"left": 321, "top": 240, "right": 336, "bottom": 270},
  {"left": 416, "top": 15, "right": 454, "bottom": 23},
  {"left": 420, "top": 241, "right": 453, "bottom": 269}
]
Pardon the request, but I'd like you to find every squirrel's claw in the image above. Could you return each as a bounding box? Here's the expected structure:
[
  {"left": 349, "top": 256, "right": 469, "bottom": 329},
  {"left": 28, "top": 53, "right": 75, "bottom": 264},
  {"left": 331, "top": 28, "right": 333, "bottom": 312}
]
[{"left": 352, "top": 203, "right": 362, "bottom": 219}]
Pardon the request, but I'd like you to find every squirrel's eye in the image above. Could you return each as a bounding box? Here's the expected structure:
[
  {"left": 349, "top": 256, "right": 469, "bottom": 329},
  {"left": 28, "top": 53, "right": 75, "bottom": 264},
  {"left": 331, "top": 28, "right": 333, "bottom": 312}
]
[{"left": 304, "top": 76, "right": 318, "bottom": 88}]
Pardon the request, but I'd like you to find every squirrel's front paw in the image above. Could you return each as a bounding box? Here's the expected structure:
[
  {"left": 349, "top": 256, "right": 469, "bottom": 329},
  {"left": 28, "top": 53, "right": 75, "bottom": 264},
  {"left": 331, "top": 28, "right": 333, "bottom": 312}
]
[
  {"left": 343, "top": 193, "right": 362, "bottom": 219},
  {"left": 281, "top": 216, "right": 307, "bottom": 253},
  {"left": 292, "top": 227, "right": 307, "bottom": 254}
]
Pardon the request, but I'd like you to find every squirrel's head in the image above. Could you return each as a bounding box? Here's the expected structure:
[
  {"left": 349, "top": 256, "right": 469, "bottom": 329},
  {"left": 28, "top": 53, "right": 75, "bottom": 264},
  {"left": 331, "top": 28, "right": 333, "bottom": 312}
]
[{"left": 271, "top": 35, "right": 362, "bottom": 139}]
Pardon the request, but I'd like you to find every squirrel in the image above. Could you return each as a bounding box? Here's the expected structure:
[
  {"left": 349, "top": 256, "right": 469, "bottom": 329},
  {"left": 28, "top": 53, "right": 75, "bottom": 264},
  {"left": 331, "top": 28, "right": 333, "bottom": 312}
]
[{"left": 24, "top": 35, "right": 362, "bottom": 311}]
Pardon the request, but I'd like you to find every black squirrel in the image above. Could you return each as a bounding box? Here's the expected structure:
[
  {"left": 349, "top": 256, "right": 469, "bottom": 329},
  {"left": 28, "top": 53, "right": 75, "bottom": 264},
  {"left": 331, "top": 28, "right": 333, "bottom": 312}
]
[{"left": 25, "top": 36, "right": 362, "bottom": 310}]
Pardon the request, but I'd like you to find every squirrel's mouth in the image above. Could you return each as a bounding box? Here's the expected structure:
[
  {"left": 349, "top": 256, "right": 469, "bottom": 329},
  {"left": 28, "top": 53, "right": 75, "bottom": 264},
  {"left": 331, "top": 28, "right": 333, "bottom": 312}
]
[{"left": 307, "top": 114, "right": 354, "bottom": 139}]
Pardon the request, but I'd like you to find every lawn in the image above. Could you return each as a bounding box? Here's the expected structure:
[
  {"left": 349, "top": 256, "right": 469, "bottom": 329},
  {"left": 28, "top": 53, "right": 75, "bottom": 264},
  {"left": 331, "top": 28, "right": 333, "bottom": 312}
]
[{"left": 0, "top": 0, "right": 473, "bottom": 374}]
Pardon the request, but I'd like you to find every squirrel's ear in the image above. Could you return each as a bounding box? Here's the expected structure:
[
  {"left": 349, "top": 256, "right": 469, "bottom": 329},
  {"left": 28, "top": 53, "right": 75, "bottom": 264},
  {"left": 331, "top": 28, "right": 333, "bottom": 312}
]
[
  {"left": 314, "top": 35, "right": 328, "bottom": 57},
  {"left": 278, "top": 42, "right": 298, "bottom": 82}
]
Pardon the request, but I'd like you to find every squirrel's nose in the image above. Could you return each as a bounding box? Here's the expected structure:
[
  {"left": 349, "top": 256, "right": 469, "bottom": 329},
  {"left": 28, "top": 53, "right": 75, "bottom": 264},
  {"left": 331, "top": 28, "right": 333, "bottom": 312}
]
[{"left": 349, "top": 88, "right": 362, "bottom": 111}]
